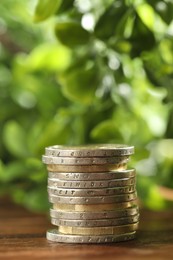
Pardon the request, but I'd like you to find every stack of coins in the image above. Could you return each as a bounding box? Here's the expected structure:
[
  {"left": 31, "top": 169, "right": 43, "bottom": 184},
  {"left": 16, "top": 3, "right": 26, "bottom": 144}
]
[{"left": 42, "top": 144, "right": 139, "bottom": 244}]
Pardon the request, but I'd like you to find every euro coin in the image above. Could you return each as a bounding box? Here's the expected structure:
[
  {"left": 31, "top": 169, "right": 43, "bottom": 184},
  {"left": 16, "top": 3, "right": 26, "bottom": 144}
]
[
  {"left": 48, "top": 192, "right": 137, "bottom": 204},
  {"left": 53, "top": 201, "right": 138, "bottom": 212},
  {"left": 46, "top": 229, "right": 136, "bottom": 243},
  {"left": 45, "top": 144, "right": 134, "bottom": 157},
  {"left": 51, "top": 214, "right": 139, "bottom": 227},
  {"left": 42, "top": 155, "right": 129, "bottom": 165},
  {"left": 50, "top": 205, "right": 139, "bottom": 219},
  {"left": 58, "top": 222, "right": 139, "bottom": 235},
  {"left": 48, "top": 185, "right": 136, "bottom": 197},
  {"left": 47, "top": 163, "right": 127, "bottom": 173},
  {"left": 48, "top": 177, "right": 136, "bottom": 189},
  {"left": 48, "top": 168, "right": 136, "bottom": 181}
]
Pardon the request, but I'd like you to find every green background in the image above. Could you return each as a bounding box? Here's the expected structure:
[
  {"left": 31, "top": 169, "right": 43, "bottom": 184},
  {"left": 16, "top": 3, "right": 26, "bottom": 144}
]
[{"left": 0, "top": 0, "right": 173, "bottom": 212}]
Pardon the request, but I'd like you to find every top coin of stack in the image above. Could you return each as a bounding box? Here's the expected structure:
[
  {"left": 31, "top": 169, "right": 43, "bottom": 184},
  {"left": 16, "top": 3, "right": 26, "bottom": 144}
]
[
  {"left": 42, "top": 144, "right": 139, "bottom": 244},
  {"left": 43, "top": 144, "right": 134, "bottom": 173}
]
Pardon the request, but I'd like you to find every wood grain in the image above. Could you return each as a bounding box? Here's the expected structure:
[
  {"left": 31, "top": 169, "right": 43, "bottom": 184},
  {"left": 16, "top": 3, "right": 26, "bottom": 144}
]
[{"left": 1, "top": 198, "right": 173, "bottom": 260}]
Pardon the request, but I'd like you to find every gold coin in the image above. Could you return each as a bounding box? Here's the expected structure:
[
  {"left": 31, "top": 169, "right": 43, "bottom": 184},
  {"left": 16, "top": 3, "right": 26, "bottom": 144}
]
[
  {"left": 47, "top": 163, "right": 127, "bottom": 173},
  {"left": 59, "top": 222, "right": 139, "bottom": 235},
  {"left": 53, "top": 200, "right": 138, "bottom": 212}
]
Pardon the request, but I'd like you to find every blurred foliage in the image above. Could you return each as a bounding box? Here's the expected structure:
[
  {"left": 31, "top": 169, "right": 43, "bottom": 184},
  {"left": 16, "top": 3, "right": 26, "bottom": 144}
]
[{"left": 0, "top": 0, "right": 173, "bottom": 212}]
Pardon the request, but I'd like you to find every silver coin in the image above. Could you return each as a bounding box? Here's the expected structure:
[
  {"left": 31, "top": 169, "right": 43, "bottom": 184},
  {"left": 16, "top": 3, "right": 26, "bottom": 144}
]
[
  {"left": 46, "top": 229, "right": 136, "bottom": 243},
  {"left": 48, "top": 185, "right": 136, "bottom": 197},
  {"left": 48, "top": 168, "right": 136, "bottom": 181},
  {"left": 42, "top": 155, "right": 129, "bottom": 165},
  {"left": 47, "top": 163, "right": 127, "bottom": 173},
  {"left": 48, "top": 177, "right": 136, "bottom": 189},
  {"left": 50, "top": 206, "right": 139, "bottom": 220},
  {"left": 45, "top": 144, "right": 134, "bottom": 157},
  {"left": 51, "top": 214, "right": 139, "bottom": 227},
  {"left": 48, "top": 192, "right": 137, "bottom": 204}
]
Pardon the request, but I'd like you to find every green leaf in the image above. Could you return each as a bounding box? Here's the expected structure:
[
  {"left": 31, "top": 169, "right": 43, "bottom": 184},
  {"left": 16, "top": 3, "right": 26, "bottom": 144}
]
[
  {"left": 142, "top": 47, "right": 173, "bottom": 88},
  {"left": 59, "top": 62, "right": 99, "bottom": 104},
  {"left": 23, "top": 188, "right": 49, "bottom": 212},
  {"left": 55, "top": 21, "right": 90, "bottom": 47},
  {"left": 11, "top": 189, "right": 26, "bottom": 205},
  {"left": 20, "top": 43, "right": 71, "bottom": 72},
  {"left": 94, "top": 1, "right": 128, "bottom": 40},
  {"left": 128, "top": 13, "right": 156, "bottom": 57},
  {"left": 35, "top": 113, "right": 72, "bottom": 152},
  {"left": 146, "top": 0, "right": 173, "bottom": 24},
  {"left": 137, "top": 4, "right": 155, "bottom": 30},
  {"left": 133, "top": 147, "right": 150, "bottom": 161},
  {"left": 166, "top": 108, "right": 173, "bottom": 138},
  {"left": 3, "top": 121, "right": 30, "bottom": 158},
  {"left": 112, "top": 40, "right": 131, "bottom": 54},
  {"left": 0, "top": 161, "right": 5, "bottom": 181},
  {"left": 146, "top": 185, "right": 166, "bottom": 210},
  {"left": 34, "top": 0, "right": 62, "bottom": 22},
  {"left": 0, "top": 161, "right": 25, "bottom": 182},
  {"left": 91, "top": 120, "right": 122, "bottom": 142},
  {"left": 56, "top": 0, "right": 75, "bottom": 14}
]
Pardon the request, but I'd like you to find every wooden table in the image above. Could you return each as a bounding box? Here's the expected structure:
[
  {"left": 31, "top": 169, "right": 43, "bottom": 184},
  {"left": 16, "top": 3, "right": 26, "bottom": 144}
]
[{"left": 1, "top": 199, "right": 173, "bottom": 260}]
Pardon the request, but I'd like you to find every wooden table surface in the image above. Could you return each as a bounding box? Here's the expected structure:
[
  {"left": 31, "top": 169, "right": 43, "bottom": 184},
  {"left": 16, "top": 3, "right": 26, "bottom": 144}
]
[{"left": 1, "top": 199, "right": 173, "bottom": 260}]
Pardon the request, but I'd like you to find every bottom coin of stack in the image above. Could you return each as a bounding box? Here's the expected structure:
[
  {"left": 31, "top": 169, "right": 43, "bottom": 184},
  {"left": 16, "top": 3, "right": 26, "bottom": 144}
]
[{"left": 42, "top": 144, "right": 139, "bottom": 244}]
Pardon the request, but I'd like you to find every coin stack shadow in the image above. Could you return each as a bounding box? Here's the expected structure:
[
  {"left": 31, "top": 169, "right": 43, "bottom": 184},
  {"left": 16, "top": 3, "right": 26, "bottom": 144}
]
[{"left": 42, "top": 144, "right": 139, "bottom": 244}]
